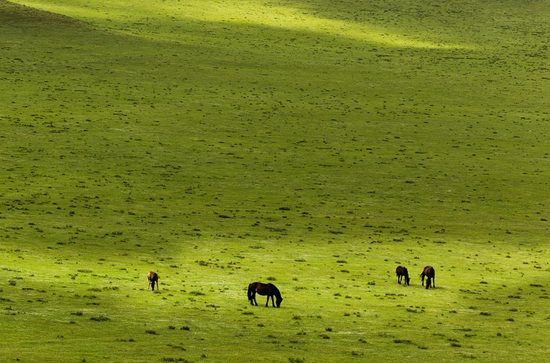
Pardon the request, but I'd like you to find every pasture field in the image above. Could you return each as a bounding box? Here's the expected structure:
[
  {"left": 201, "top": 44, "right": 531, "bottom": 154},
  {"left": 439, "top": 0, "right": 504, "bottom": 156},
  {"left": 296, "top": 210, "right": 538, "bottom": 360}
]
[{"left": 1, "top": 0, "right": 549, "bottom": 362}]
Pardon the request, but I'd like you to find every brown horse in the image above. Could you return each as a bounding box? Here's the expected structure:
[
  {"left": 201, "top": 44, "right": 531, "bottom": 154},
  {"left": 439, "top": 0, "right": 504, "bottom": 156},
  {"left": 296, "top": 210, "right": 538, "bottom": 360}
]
[
  {"left": 147, "top": 271, "right": 159, "bottom": 291},
  {"left": 248, "top": 282, "right": 283, "bottom": 308},
  {"left": 420, "top": 266, "right": 435, "bottom": 289},
  {"left": 396, "top": 265, "right": 410, "bottom": 286}
]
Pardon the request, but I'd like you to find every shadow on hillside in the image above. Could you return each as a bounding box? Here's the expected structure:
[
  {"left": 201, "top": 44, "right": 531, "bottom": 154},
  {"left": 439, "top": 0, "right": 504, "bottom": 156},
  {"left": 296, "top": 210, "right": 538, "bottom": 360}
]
[{"left": 0, "top": 0, "right": 83, "bottom": 27}]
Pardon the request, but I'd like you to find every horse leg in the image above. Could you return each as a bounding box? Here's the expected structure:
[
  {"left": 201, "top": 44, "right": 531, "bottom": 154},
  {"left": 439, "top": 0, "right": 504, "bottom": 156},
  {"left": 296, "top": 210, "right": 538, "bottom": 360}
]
[{"left": 265, "top": 295, "right": 275, "bottom": 307}]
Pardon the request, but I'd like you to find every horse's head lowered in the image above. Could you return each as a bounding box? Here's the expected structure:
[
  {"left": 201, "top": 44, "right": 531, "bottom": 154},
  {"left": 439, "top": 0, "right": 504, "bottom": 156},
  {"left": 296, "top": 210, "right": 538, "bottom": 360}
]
[{"left": 276, "top": 295, "right": 283, "bottom": 308}]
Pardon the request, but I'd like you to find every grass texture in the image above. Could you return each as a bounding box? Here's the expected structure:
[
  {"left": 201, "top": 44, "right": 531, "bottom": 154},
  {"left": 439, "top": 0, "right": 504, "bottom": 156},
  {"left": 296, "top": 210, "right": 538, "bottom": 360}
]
[{"left": 1, "top": 0, "right": 549, "bottom": 362}]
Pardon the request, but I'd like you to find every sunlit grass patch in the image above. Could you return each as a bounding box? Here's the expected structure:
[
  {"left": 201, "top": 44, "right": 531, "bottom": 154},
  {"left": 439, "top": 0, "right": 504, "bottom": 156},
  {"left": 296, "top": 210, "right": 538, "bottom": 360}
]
[{"left": 11, "top": 0, "right": 475, "bottom": 49}]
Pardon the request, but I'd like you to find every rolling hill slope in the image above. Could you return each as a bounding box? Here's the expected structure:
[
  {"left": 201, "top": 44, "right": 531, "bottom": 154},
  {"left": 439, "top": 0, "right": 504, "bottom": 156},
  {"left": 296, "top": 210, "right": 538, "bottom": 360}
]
[{"left": 1, "top": 0, "right": 549, "bottom": 362}]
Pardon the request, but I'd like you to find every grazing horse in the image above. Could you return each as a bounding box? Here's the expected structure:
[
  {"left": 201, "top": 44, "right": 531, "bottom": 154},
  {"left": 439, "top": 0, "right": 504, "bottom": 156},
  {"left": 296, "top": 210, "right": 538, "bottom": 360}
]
[
  {"left": 420, "top": 266, "right": 435, "bottom": 289},
  {"left": 248, "top": 282, "right": 283, "bottom": 308},
  {"left": 395, "top": 265, "right": 410, "bottom": 286},
  {"left": 147, "top": 271, "right": 159, "bottom": 291}
]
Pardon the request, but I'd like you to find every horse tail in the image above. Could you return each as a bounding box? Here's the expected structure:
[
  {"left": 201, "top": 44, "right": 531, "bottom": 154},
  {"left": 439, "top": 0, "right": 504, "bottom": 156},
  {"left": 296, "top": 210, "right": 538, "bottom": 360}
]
[{"left": 247, "top": 283, "right": 255, "bottom": 300}]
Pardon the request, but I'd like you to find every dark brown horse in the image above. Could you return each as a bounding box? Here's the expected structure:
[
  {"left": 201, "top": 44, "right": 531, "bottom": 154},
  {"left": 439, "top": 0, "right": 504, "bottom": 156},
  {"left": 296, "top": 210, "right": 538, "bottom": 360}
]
[
  {"left": 396, "top": 265, "right": 410, "bottom": 286},
  {"left": 248, "top": 282, "right": 283, "bottom": 308},
  {"left": 147, "top": 271, "right": 159, "bottom": 291},
  {"left": 420, "top": 266, "right": 435, "bottom": 289}
]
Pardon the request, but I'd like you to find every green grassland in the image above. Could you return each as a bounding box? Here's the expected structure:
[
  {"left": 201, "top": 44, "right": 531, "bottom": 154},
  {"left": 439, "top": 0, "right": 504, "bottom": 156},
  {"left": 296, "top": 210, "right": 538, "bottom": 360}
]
[{"left": 1, "top": 0, "right": 549, "bottom": 362}]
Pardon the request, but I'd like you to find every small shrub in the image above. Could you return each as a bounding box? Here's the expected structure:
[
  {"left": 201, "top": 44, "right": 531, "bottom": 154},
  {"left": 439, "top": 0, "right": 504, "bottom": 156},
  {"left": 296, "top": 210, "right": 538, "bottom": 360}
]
[
  {"left": 393, "top": 339, "right": 412, "bottom": 344},
  {"left": 90, "top": 315, "right": 110, "bottom": 322}
]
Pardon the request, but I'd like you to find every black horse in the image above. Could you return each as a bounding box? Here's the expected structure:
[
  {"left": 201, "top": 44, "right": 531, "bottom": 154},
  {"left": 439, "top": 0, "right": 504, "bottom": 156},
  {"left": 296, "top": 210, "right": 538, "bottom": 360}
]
[
  {"left": 248, "top": 282, "right": 283, "bottom": 308},
  {"left": 147, "top": 271, "right": 159, "bottom": 291},
  {"left": 420, "top": 266, "right": 435, "bottom": 289},
  {"left": 396, "top": 265, "right": 410, "bottom": 286}
]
